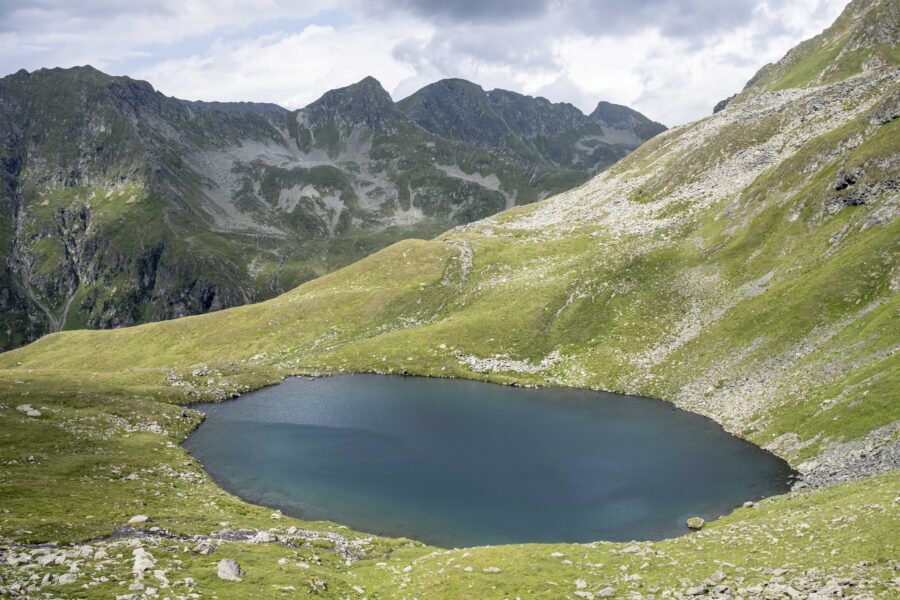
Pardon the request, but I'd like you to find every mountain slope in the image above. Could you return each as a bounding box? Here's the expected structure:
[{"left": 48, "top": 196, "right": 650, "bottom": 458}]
[
  {"left": 0, "top": 70, "right": 663, "bottom": 351},
  {"left": 5, "top": 2, "right": 895, "bottom": 482},
  {"left": 0, "top": 0, "right": 897, "bottom": 597},
  {"left": 744, "top": 0, "right": 899, "bottom": 91}
]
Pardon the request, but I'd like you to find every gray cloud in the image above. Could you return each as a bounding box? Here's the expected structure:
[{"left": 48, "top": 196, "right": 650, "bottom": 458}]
[
  {"left": 365, "top": 0, "right": 779, "bottom": 37},
  {"left": 0, "top": 1, "right": 174, "bottom": 32},
  {"left": 566, "top": 0, "right": 763, "bottom": 37},
  {"left": 393, "top": 21, "right": 560, "bottom": 74},
  {"left": 361, "top": 0, "right": 548, "bottom": 24}
]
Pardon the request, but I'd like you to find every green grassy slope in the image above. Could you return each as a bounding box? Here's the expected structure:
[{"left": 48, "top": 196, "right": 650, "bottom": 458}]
[
  {"left": 4, "top": 80, "right": 896, "bottom": 468},
  {"left": 741, "top": 0, "right": 899, "bottom": 92}
]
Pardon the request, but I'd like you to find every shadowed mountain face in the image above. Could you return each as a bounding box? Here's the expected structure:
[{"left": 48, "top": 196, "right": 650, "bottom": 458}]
[
  {"left": 398, "top": 78, "right": 665, "bottom": 171},
  {"left": 0, "top": 68, "right": 664, "bottom": 350}
]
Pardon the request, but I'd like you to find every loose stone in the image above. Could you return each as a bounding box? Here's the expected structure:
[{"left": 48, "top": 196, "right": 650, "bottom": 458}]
[
  {"left": 687, "top": 517, "right": 705, "bottom": 530},
  {"left": 217, "top": 559, "right": 243, "bottom": 581}
]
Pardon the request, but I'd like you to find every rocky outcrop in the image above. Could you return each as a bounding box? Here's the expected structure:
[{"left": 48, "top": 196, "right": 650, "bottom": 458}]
[{"left": 713, "top": 94, "right": 736, "bottom": 113}]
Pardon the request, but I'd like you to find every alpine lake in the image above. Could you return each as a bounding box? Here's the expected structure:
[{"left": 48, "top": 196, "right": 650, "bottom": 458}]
[{"left": 184, "top": 375, "right": 794, "bottom": 548}]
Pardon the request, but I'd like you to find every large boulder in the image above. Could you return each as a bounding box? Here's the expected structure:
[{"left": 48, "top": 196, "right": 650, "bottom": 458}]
[{"left": 217, "top": 559, "right": 243, "bottom": 581}]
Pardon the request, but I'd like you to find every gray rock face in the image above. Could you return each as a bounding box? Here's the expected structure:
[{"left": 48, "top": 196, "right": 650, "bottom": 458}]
[
  {"left": 590, "top": 101, "right": 667, "bottom": 140},
  {"left": 713, "top": 94, "right": 737, "bottom": 113},
  {"left": 795, "top": 421, "right": 900, "bottom": 487},
  {"left": 216, "top": 558, "right": 243, "bottom": 581}
]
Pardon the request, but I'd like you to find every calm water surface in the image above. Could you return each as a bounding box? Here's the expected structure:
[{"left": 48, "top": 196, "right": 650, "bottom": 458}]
[{"left": 184, "top": 375, "right": 794, "bottom": 547}]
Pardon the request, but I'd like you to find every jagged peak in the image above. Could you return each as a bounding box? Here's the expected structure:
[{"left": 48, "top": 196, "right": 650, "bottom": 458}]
[
  {"left": 317, "top": 76, "right": 392, "bottom": 103},
  {"left": 487, "top": 87, "right": 578, "bottom": 112},
  {"left": 590, "top": 101, "right": 667, "bottom": 137},
  {"left": 298, "top": 75, "right": 403, "bottom": 129},
  {"left": 1, "top": 64, "right": 161, "bottom": 98},
  {"left": 397, "top": 78, "right": 491, "bottom": 111},
  {"left": 396, "top": 77, "right": 509, "bottom": 146}
]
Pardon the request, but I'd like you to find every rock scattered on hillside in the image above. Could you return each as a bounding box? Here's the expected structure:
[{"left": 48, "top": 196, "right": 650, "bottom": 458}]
[{"left": 217, "top": 558, "right": 243, "bottom": 581}]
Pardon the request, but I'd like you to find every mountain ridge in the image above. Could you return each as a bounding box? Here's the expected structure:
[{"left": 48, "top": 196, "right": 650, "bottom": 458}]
[{"left": 0, "top": 66, "right": 664, "bottom": 350}]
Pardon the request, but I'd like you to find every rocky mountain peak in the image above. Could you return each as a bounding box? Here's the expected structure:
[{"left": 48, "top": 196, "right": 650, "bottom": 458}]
[
  {"left": 300, "top": 76, "right": 401, "bottom": 129},
  {"left": 590, "top": 101, "right": 667, "bottom": 138},
  {"left": 397, "top": 78, "right": 510, "bottom": 147}
]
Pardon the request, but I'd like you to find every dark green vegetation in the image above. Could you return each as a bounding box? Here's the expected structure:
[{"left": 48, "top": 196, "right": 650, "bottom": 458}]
[
  {"left": 0, "top": 0, "right": 897, "bottom": 597},
  {"left": 0, "top": 68, "right": 663, "bottom": 351}
]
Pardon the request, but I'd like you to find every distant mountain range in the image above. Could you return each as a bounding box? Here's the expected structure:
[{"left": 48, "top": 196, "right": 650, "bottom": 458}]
[{"left": 0, "top": 68, "right": 664, "bottom": 350}]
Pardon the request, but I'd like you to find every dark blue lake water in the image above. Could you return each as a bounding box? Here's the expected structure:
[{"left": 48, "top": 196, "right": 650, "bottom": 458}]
[{"left": 184, "top": 375, "right": 793, "bottom": 547}]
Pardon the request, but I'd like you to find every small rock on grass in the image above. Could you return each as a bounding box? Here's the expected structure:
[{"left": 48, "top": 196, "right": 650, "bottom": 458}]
[
  {"left": 15, "top": 404, "right": 41, "bottom": 417},
  {"left": 128, "top": 515, "right": 149, "bottom": 526},
  {"left": 217, "top": 559, "right": 243, "bottom": 581},
  {"left": 685, "top": 584, "right": 708, "bottom": 595},
  {"left": 687, "top": 516, "right": 705, "bottom": 530},
  {"left": 250, "top": 531, "right": 273, "bottom": 543},
  {"left": 597, "top": 587, "right": 616, "bottom": 597},
  {"left": 191, "top": 540, "right": 216, "bottom": 555},
  {"left": 132, "top": 549, "right": 155, "bottom": 576},
  {"left": 482, "top": 566, "right": 502, "bottom": 574}
]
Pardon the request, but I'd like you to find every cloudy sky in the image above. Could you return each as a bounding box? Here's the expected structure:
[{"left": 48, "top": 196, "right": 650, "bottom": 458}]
[{"left": 0, "top": 0, "right": 847, "bottom": 125}]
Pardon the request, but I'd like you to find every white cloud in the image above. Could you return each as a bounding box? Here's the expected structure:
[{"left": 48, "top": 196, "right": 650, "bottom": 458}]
[
  {"left": 0, "top": 1, "right": 329, "bottom": 73},
  {"left": 136, "top": 20, "right": 428, "bottom": 108},
  {"left": 383, "top": 0, "right": 849, "bottom": 124}
]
